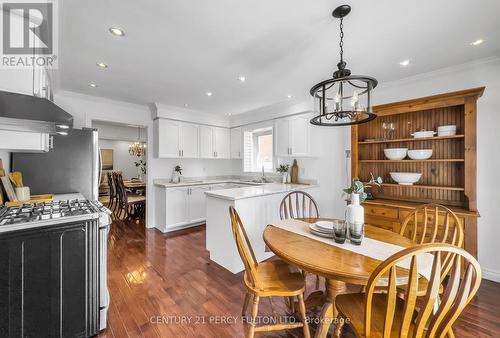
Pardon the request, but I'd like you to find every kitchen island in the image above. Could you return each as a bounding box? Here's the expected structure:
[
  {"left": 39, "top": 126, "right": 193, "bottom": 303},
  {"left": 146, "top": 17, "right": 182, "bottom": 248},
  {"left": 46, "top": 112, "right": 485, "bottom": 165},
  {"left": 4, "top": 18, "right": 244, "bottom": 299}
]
[{"left": 205, "top": 183, "right": 319, "bottom": 273}]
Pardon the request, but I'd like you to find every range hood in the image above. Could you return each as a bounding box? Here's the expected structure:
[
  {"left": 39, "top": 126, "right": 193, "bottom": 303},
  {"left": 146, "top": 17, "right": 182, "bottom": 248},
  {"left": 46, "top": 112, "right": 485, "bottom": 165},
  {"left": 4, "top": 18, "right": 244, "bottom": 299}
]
[{"left": 0, "top": 90, "right": 73, "bottom": 135}]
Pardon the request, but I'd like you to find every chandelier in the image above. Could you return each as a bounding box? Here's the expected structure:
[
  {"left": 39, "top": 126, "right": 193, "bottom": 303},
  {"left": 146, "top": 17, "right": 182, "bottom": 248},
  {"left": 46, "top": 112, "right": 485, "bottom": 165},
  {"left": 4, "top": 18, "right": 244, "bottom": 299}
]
[
  {"left": 310, "top": 5, "right": 378, "bottom": 126},
  {"left": 129, "top": 127, "right": 146, "bottom": 156}
]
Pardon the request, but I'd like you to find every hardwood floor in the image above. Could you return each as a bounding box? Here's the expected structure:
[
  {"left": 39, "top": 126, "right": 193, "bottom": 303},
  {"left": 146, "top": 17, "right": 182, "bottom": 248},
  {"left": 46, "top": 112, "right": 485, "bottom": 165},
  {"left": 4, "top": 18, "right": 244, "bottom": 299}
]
[{"left": 100, "top": 219, "right": 500, "bottom": 338}]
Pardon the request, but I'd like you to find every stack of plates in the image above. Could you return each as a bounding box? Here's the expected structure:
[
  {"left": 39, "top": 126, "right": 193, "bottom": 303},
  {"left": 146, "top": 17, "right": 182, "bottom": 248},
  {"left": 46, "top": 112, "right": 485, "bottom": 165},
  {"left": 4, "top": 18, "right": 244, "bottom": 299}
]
[{"left": 309, "top": 221, "right": 334, "bottom": 238}]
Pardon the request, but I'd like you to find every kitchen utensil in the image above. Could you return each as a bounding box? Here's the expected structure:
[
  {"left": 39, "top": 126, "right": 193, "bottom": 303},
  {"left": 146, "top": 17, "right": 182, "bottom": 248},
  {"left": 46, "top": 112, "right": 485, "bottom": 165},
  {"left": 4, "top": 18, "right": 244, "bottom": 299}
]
[
  {"left": 390, "top": 172, "right": 422, "bottom": 185},
  {"left": 9, "top": 171, "right": 23, "bottom": 188},
  {"left": 437, "top": 125, "right": 457, "bottom": 136},
  {"left": 411, "top": 130, "right": 436, "bottom": 138},
  {"left": 384, "top": 148, "right": 408, "bottom": 160},
  {"left": 15, "top": 187, "right": 30, "bottom": 201},
  {"left": 1, "top": 176, "right": 18, "bottom": 201},
  {"left": 408, "top": 149, "right": 433, "bottom": 160}
]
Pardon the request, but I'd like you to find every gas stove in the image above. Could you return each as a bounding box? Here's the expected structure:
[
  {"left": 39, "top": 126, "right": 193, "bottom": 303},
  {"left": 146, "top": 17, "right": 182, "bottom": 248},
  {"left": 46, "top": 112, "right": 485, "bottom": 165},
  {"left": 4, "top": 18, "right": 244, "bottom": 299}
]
[{"left": 0, "top": 199, "right": 99, "bottom": 226}]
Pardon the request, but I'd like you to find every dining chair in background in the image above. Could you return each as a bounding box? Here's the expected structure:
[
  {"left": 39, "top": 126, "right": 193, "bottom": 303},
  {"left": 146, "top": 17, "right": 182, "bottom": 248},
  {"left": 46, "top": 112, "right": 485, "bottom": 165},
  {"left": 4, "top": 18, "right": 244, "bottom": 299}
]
[
  {"left": 114, "top": 172, "right": 146, "bottom": 220},
  {"left": 279, "top": 190, "right": 321, "bottom": 291},
  {"left": 279, "top": 190, "right": 319, "bottom": 220},
  {"left": 334, "top": 243, "right": 481, "bottom": 338},
  {"left": 229, "top": 206, "right": 310, "bottom": 338}
]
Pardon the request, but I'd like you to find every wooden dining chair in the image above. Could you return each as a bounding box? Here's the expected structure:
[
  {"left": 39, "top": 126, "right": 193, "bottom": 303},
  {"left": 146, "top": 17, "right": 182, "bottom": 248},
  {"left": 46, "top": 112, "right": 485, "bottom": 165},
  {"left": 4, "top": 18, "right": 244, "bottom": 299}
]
[
  {"left": 279, "top": 191, "right": 319, "bottom": 220},
  {"left": 229, "top": 206, "right": 310, "bottom": 338},
  {"left": 114, "top": 172, "right": 146, "bottom": 220},
  {"left": 400, "top": 203, "right": 464, "bottom": 248},
  {"left": 334, "top": 243, "right": 482, "bottom": 338},
  {"left": 279, "top": 190, "right": 321, "bottom": 290},
  {"left": 106, "top": 172, "right": 118, "bottom": 213}
]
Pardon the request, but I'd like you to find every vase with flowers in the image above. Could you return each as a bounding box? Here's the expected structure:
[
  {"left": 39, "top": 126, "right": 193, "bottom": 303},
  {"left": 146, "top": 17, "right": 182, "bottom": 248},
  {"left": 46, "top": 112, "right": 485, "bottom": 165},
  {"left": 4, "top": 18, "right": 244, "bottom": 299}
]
[{"left": 343, "top": 174, "right": 382, "bottom": 244}]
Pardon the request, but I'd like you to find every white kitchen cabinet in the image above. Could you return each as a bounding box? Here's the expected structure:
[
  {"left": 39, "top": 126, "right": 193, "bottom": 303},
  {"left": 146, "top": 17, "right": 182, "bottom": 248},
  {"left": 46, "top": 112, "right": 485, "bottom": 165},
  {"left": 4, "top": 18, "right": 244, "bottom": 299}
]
[
  {"left": 179, "top": 123, "right": 199, "bottom": 158},
  {"left": 199, "top": 126, "right": 214, "bottom": 159},
  {"left": 0, "top": 130, "right": 50, "bottom": 152},
  {"left": 165, "top": 188, "right": 189, "bottom": 228},
  {"left": 214, "top": 127, "right": 230, "bottom": 159},
  {"left": 189, "top": 186, "right": 210, "bottom": 223},
  {"left": 275, "top": 118, "right": 290, "bottom": 157},
  {"left": 155, "top": 119, "right": 198, "bottom": 158},
  {"left": 230, "top": 127, "right": 242, "bottom": 159},
  {"left": 155, "top": 119, "right": 180, "bottom": 158},
  {"left": 198, "top": 126, "right": 230, "bottom": 159},
  {"left": 274, "top": 114, "right": 311, "bottom": 157}
]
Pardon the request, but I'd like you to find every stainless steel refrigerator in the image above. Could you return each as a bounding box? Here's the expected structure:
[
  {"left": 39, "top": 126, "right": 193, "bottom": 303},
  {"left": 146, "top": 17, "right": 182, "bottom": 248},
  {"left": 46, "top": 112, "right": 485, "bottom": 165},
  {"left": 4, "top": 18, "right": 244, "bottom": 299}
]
[{"left": 11, "top": 128, "right": 101, "bottom": 201}]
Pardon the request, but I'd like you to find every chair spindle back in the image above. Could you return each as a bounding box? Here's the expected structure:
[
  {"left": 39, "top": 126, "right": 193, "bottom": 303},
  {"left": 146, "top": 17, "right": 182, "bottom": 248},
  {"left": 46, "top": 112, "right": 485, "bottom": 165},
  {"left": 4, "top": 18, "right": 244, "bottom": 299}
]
[{"left": 279, "top": 191, "right": 319, "bottom": 220}]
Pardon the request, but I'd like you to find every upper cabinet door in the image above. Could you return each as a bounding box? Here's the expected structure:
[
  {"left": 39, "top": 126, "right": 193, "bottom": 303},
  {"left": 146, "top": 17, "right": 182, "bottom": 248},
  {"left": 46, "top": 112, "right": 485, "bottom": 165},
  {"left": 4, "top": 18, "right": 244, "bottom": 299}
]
[
  {"left": 275, "top": 118, "right": 290, "bottom": 157},
  {"left": 179, "top": 123, "right": 199, "bottom": 158},
  {"left": 290, "top": 114, "right": 310, "bottom": 156},
  {"left": 199, "top": 126, "right": 214, "bottom": 158},
  {"left": 214, "top": 127, "right": 230, "bottom": 159},
  {"left": 230, "top": 127, "right": 242, "bottom": 159},
  {"left": 155, "top": 119, "right": 180, "bottom": 158}
]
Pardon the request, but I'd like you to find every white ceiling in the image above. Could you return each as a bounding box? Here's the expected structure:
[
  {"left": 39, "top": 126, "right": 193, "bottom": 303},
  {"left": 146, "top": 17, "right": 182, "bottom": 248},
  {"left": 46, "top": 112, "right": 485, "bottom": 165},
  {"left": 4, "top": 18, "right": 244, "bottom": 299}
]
[{"left": 59, "top": 0, "right": 500, "bottom": 115}]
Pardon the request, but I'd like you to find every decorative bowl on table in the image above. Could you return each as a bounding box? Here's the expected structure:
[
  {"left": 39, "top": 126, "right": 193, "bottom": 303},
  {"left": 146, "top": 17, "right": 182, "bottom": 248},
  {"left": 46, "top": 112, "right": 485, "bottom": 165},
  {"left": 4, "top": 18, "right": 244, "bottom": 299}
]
[
  {"left": 390, "top": 172, "right": 422, "bottom": 185},
  {"left": 383, "top": 148, "right": 408, "bottom": 160},
  {"left": 411, "top": 130, "right": 436, "bottom": 138},
  {"left": 408, "top": 149, "right": 433, "bottom": 160}
]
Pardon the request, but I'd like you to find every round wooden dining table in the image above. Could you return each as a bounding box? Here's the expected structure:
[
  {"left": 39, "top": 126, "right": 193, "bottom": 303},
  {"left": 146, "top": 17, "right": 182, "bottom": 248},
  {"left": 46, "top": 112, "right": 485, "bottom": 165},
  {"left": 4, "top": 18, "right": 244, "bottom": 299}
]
[{"left": 263, "top": 218, "right": 416, "bottom": 338}]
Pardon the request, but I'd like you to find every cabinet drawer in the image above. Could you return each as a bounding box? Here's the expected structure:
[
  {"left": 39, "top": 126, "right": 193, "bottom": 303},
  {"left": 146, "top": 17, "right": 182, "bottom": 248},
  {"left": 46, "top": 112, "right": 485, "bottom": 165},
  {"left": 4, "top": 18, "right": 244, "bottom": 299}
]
[
  {"left": 365, "top": 215, "right": 399, "bottom": 232},
  {"left": 365, "top": 205, "right": 399, "bottom": 219}
]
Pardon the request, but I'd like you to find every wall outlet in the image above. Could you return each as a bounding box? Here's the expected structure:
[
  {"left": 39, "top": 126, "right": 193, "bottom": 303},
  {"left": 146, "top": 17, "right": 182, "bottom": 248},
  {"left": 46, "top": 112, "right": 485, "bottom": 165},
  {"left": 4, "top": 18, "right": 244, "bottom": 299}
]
[{"left": 345, "top": 150, "right": 351, "bottom": 158}]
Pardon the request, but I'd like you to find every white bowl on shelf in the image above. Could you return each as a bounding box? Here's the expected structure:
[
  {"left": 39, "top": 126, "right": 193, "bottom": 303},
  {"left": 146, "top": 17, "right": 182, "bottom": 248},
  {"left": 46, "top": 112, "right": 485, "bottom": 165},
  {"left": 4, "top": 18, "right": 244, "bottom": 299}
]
[
  {"left": 390, "top": 172, "right": 422, "bottom": 185},
  {"left": 411, "top": 130, "right": 436, "bottom": 138},
  {"left": 408, "top": 149, "right": 433, "bottom": 160},
  {"left": 384, "top": 148, "right": 408, "bottom": 160}
]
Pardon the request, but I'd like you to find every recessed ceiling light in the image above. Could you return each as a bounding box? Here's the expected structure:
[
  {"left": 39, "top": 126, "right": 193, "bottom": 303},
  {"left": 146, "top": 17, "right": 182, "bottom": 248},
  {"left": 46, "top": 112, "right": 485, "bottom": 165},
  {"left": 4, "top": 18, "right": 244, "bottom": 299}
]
[
  {"left": 225, "top": 112, "right": 232, "bottom": 116},
  {"left": 470, "top": 39, "right": 484, "bottom": 46},
  {"left": 96, "top": 62, "right": 108, "bottom": 69},
  {"left": 184, "top": 103, "right": 189, "bottom": 108},
  {"left": 238, "top": 76, "right": 246, "bottom": 82},
  {"left": 206, "top": 92, "right": 213, "bottom": 97},
  {"left": 109, "top": 27, "right": 125, "bottom": 37},
  {"left": 399, "top": 59, "right": 410, "bottom": 66},
  {"left": 89, "top": 83, "right": 97, "bottom": 88},
  {"left": 287, "top": 94, "right": 292, "bottom": 99}
]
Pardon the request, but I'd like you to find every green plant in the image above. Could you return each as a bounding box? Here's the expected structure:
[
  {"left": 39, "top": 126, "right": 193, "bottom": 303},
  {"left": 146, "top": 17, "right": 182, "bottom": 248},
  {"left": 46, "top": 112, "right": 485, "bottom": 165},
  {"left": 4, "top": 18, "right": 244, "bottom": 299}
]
[
  {"left": 174, "top": 165, "right": 182, "bottom": 175},
  {"left": 343, "top": 173, "right": 382, "bottom": 202},
  {"left": 276, "top": 164, "right": 290, "bottom": 174},
  {"left": 134, "top": 160, "right": 146, "bottom": 175}
]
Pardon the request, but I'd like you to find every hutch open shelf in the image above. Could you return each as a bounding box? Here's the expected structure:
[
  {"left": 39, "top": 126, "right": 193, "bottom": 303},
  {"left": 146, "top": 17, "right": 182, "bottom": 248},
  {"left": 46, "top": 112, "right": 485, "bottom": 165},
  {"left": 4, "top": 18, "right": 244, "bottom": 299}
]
[{"left": 351, "top": 87, "right": 484, "bottom": 256}]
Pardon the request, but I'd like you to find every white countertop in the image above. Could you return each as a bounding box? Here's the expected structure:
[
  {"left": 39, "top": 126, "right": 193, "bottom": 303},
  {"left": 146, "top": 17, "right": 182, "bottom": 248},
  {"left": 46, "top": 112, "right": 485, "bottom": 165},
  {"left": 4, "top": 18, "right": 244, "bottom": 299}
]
[
  {"left": 153, "top": 178, "right": 264, "bottom": 188},
  {"left": 205, "top": 183, "right": 318, "bottom": 201}
]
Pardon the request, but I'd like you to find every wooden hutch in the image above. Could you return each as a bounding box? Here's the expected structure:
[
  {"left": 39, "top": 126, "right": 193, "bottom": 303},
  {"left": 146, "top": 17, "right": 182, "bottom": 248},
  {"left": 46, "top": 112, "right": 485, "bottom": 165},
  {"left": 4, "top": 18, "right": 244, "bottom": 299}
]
[{"left": 351, "top": 87, "right": 484, "bottom": 257}]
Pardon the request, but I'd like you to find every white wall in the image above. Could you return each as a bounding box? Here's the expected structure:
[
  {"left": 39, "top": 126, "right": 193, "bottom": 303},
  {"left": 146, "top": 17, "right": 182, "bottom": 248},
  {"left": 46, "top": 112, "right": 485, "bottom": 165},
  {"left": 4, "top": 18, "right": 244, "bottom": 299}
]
[{"left": 361, "top": 57, "right": 500, "bottom": 282}]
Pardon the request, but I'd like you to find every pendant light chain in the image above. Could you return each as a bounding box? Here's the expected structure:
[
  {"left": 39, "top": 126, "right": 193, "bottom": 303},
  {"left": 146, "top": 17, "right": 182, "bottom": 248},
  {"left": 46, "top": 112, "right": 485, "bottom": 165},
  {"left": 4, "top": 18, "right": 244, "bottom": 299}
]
[{"left": 339, "top": 17, "right": 344, "bottom": 63}]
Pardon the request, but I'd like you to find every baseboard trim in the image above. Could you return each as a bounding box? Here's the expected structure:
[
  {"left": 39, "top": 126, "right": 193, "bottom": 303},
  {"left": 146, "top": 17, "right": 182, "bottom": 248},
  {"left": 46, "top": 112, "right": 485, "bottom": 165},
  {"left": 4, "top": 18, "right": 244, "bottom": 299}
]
[{"left": 482, "top": 268, "right": 500, "bottom": 283}]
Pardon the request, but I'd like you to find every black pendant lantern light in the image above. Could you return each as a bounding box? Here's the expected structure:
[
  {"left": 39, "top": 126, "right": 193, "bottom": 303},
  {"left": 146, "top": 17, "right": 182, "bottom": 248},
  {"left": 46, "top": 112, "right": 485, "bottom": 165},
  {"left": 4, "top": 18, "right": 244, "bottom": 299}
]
[{"left": 310, "top": 5, "right": 378, "bottom": 126}]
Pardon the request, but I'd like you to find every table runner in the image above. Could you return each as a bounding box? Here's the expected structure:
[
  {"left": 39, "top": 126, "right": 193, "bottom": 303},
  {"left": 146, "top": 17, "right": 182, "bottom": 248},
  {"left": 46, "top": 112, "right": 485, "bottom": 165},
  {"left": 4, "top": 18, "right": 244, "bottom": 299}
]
[{"left": 268, "top": 219, "right": 434, "bottom": 282}]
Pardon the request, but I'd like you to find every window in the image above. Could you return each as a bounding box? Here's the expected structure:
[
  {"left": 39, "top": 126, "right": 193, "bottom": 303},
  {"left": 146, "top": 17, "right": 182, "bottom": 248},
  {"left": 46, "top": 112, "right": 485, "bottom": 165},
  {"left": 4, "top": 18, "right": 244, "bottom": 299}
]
[{"left": 243, "top": 126, "right": 273, "bottom": 172}]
